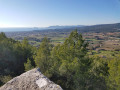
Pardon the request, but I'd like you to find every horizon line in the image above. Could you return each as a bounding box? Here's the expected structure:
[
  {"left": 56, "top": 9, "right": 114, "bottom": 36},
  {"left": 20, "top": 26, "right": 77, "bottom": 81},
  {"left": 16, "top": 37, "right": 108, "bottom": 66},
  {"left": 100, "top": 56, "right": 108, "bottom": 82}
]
[{"left": 0, "top": 22, "right": 119, "bottom": 28}]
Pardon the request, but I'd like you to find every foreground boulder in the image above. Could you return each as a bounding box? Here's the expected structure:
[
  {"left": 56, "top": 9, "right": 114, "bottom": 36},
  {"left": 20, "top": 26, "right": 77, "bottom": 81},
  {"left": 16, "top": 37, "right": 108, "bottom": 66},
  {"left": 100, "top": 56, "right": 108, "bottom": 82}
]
[{"left": 0, "top": 68, "right": 62, "bottom": 90}]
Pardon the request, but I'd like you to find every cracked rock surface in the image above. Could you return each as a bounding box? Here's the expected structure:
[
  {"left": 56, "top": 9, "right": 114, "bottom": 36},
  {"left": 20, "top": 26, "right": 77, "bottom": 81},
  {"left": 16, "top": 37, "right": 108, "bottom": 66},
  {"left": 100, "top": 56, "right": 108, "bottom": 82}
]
[{"left": 0, "top": 68, "right": 62, "bottom": 90}]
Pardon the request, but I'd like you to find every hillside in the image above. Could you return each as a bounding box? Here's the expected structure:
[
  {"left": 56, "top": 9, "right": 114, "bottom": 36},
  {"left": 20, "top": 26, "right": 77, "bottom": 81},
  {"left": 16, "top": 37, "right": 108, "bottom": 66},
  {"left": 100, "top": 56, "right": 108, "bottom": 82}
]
[
  {"left": 5, "top": 23, "right": 120, "bottom": 37},
  {"left": 77, "top": 23, "right": 120, "bottom": 33},
  {"left": 4, "top": 23, "right": 120, "bottom": 50}
]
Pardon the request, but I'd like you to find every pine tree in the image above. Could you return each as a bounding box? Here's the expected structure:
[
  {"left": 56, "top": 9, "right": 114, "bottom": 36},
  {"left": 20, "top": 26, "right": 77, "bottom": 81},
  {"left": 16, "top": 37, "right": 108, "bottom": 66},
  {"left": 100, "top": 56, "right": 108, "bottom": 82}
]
[
  {"left": 24, "top": 58, "right": 34, "bottom": 71},
  {"left": 35, "top": 37, "right": 52, "bottom": 74},
  {"left": 13, "top": 38, "right": 35, "bottom": 75},
  {"left": 107, "top": 56, "right": 120, "bottom": 90},
  {"left": 50, "top": 30, "right": 91, "bottom": 89}
]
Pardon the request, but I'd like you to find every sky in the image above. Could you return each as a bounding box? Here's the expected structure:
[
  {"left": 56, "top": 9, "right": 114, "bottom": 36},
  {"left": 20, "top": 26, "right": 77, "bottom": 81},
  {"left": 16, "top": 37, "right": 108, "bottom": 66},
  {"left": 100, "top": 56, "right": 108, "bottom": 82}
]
[{"left": 0, "top": 0, "right": 120, "bottom": 27}]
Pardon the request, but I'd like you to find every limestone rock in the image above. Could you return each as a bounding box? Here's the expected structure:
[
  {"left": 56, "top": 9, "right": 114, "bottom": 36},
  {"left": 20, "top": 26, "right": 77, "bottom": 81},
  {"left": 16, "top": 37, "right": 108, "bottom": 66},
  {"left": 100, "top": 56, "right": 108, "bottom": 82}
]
[{"left": 0, "top": 68, "right": 62, "bottom": 90}]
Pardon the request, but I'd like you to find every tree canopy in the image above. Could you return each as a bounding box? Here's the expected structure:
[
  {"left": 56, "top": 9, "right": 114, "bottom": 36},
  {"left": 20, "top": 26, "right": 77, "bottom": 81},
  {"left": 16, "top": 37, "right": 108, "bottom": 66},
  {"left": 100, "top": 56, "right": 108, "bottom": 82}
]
[{"left": 0, "top": 31, "right": 119, "bottom": 90}]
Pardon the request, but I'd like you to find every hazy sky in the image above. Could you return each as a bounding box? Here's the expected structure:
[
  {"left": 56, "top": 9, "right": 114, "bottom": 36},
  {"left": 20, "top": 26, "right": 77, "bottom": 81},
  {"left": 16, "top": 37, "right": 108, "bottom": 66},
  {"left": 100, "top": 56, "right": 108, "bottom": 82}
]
[{"left": 0, "top": 0, "right": 120, "bottom": 27}]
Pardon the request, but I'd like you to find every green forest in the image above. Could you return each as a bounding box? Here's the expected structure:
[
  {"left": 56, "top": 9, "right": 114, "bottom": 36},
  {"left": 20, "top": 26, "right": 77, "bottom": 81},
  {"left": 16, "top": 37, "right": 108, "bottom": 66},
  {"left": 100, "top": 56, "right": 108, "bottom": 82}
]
[{"left": 0, "top": 30, "right": 120, "bottom": 90}]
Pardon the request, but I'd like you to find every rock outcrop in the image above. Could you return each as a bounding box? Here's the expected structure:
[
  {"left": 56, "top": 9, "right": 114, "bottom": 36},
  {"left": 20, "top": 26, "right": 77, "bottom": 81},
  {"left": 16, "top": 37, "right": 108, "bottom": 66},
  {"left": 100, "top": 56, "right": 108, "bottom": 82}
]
[{"left": 0, "top": 68, "right": 62, "bottom": 90}]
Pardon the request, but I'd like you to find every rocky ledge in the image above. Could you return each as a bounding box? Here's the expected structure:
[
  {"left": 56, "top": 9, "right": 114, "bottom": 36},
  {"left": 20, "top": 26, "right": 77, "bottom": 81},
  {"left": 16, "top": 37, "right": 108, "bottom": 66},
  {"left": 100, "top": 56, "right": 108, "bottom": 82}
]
[{"left": 0, "top": 68, "right": 62, "bottom": 90}]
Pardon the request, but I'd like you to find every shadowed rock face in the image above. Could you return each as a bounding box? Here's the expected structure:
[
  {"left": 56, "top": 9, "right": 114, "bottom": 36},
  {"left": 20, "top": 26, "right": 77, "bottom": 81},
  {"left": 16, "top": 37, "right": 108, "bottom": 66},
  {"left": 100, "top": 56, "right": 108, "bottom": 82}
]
[{"left": 0, "top": 68, "right": 62, "bottom": 90}]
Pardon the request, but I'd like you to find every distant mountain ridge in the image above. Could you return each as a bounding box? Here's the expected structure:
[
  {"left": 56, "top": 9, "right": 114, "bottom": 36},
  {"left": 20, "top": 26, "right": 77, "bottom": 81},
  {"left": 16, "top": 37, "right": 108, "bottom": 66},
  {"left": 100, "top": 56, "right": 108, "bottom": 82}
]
[
  {"left": 0, "top": 25, "right": 85, "bottom": 32},
  {"left": 35, "top": 23, "right": 120, "bottom": 33},
  {"left": 47, "top": 25, "right": 85, "bottom": 29},
  {"left": 1, "top": 23, "right": 120, "bottom": 32},
  {"left": 77, "top": 23, "right": 120, "bottom": 33}
]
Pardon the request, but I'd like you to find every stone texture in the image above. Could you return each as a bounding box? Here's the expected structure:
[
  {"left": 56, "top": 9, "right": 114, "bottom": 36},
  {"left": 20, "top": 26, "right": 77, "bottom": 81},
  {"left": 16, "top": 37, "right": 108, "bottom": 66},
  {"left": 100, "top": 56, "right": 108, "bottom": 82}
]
[{"left": 0, "top": 68, "right": 62, "bottom": 90}]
